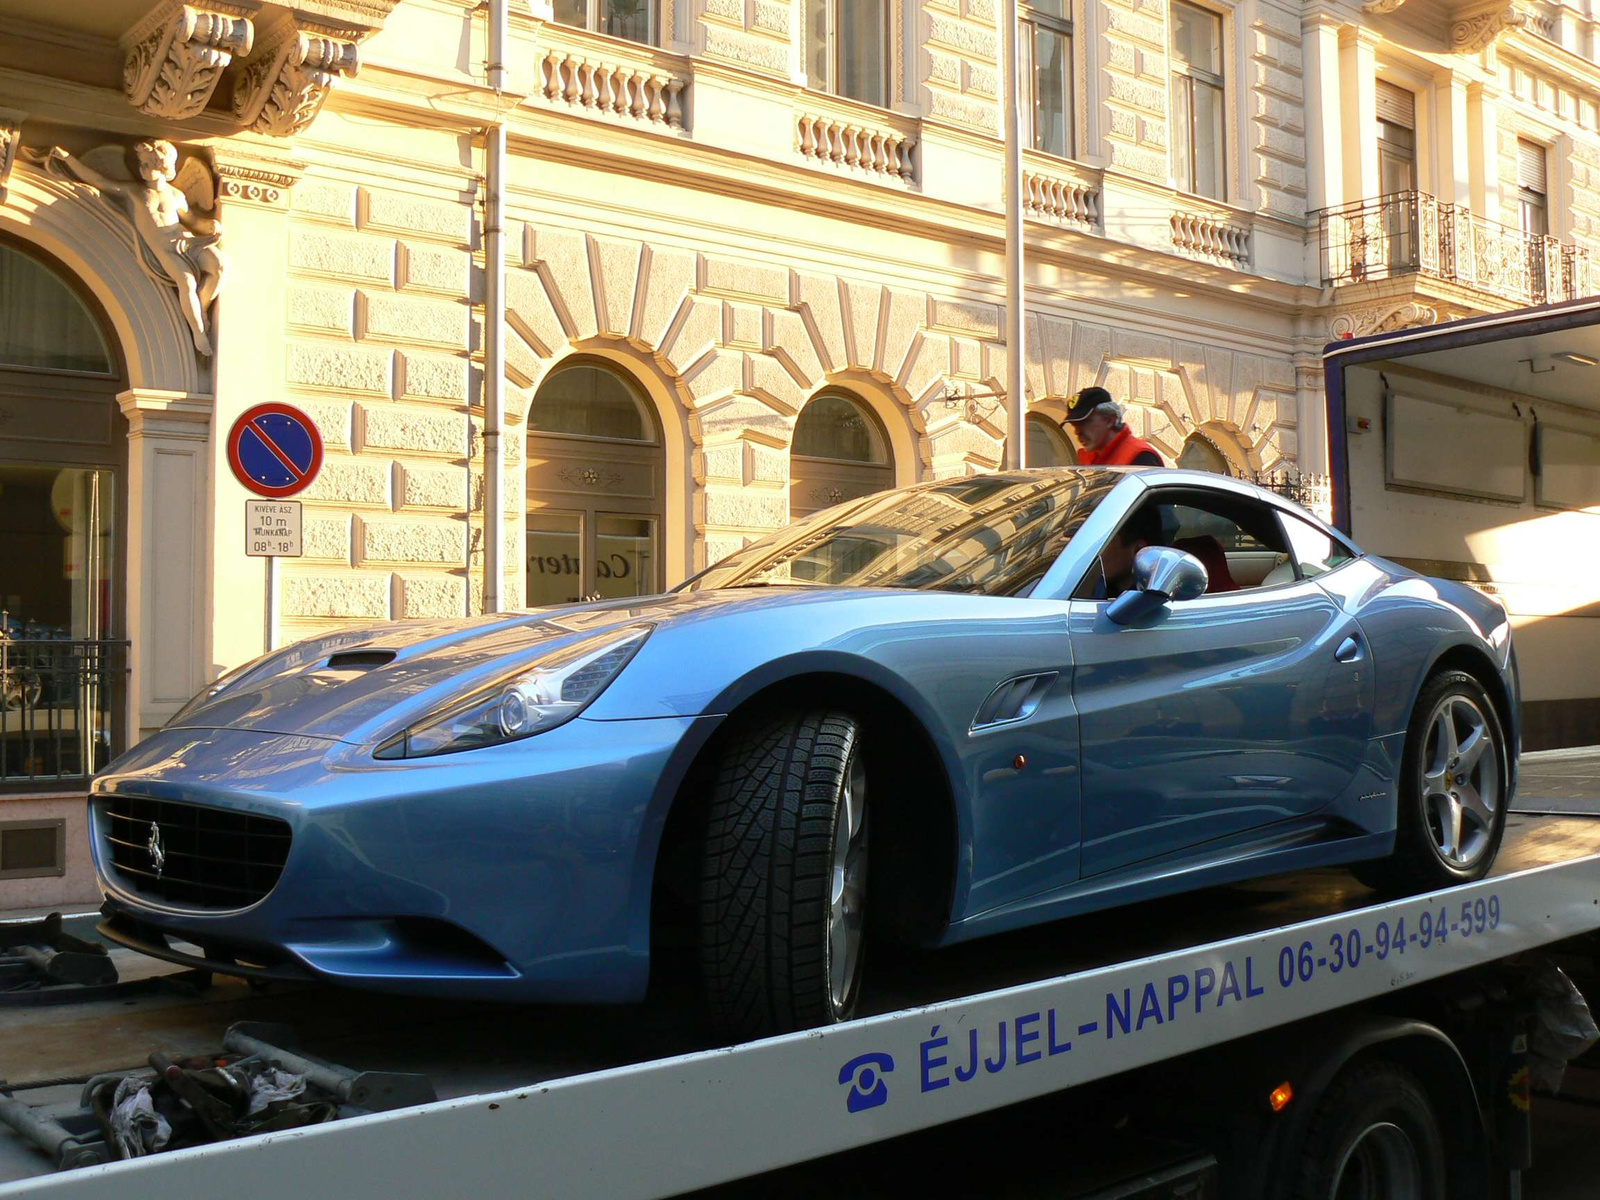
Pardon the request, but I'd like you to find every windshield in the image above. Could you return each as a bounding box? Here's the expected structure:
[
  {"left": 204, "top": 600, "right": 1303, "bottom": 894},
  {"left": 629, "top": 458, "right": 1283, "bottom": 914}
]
[{"left": 680, "top": 470, "right": 1120, "bottom": 596}]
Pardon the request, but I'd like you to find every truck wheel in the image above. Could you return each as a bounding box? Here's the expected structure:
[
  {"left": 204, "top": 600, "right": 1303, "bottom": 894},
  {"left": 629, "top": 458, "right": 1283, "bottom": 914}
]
[
  {"left": 1354, "top": 671, "right": 1507, "bottom": 894},
  {"left": 1289, "top": 1060, "right": 1447, "bottom": 1200},
  {"left": 700, "top": 710, "right": 868, "bottom": 1040}
]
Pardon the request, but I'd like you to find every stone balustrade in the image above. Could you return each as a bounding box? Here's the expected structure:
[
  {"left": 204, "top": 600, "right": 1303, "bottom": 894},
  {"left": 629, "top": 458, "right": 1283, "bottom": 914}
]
[
  {"left": 794, "top": 105, "right": 917, "bottom": 183},
  {"left": 1021, "top": 159, "right": 1101, "bottom": 231},
  {"left": 535, "top": 35, "right": 689, "bottom": 131},
  {"left": 1170, "top": 208, "right": 1252, "bottom": 266}
]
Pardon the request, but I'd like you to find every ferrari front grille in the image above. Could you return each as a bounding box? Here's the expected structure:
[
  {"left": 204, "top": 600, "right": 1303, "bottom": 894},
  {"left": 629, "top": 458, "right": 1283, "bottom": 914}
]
[{"left": 98, "top": 795, "right": 292, "bottom": 910}]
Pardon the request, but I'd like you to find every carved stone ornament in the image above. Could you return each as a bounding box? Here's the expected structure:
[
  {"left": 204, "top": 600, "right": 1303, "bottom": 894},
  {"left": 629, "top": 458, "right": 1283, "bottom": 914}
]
[
  {"left": 213, "top": 150, "right": 301, "bottom": 206},
  {"left": 1360, "top": 0, "right": 1409, "bottom": 13},
  {"left": 30, "top": 140, "right": 227, "bottom": 357},
  {"left": 232, "top": 26, "right": 361, "bottom": 137},
  {"left": 1452, "top": 5, "right": 1530, "bottom": 52},
  {"left": 0, "top": 108, "right": 22, "bottom": 205},
  {"left": 122, "top": 2, "right": 258, "bottom": 120},
  {"left": 1330, "top": 302, "right": 1440, "bottom": 341}
]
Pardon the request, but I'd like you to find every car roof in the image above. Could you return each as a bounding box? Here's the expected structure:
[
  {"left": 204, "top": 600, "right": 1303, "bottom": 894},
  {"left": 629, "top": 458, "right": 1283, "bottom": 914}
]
[{"left": 958, "top": 467, "right": 1356, "bottom": 548}]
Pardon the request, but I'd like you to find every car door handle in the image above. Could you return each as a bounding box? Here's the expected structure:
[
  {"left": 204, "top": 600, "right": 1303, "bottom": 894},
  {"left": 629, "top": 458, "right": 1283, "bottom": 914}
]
[{"left": 1334, "top": 635, "right": 1364, "bottom": 664}]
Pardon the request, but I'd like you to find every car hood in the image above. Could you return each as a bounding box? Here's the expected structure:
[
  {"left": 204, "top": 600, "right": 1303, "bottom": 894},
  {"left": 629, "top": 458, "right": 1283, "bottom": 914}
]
[{"left": 161, "top": 587, "right": 867, "bottom": 745}]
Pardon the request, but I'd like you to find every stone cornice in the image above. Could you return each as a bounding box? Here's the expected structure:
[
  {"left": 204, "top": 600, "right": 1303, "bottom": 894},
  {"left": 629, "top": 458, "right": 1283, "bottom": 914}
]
[
  {"left": 116, "top": 389, "right": 215, "bottom": 440},
  {"left": 1500, "top": 26, "right": 1600, "bottom": 99},
  {"left": 507, "top": 117, "right": 1324, "bottom": 323},
  {"left": 211, "top": 141, "right": 306, "bottom": 205},
  {"left": 317, "top": 62, "right": 523, "bottom": 133}
]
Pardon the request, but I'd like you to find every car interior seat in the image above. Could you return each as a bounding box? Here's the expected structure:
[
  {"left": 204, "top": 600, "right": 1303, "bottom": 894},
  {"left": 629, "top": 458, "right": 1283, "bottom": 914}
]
[
  {"left": 1172, "top": 535, "right": 1239, "bottom": 593},
  {"left": 1258, "top": 554, "right": 1297, "bottom": 587}
]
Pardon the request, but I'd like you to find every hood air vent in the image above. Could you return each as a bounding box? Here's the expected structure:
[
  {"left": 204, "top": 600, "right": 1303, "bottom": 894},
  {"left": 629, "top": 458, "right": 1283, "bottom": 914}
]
[{"left": 325, "top": 649, "right": 397, "bottom": 671}]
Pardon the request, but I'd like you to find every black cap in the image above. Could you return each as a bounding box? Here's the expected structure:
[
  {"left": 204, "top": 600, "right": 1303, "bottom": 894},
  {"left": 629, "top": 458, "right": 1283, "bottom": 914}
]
[{"left": 1065, "top": 387, "right": 1113, "bottom": 423}]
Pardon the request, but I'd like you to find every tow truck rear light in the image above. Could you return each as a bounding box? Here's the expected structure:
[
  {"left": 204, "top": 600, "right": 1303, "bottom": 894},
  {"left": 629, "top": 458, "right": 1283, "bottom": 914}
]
[{"left": 1269, "top": 1082, "right": 1293, "bottom": 1112}]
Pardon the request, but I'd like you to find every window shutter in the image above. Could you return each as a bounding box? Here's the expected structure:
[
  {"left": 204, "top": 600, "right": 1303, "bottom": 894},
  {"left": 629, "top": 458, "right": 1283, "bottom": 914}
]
[
  {"left": 1518, "top": 139, "right": 1548, "bottom": 193},
  {"left": 1375, "top": 80, "right": 1416, "bottom": 128}
]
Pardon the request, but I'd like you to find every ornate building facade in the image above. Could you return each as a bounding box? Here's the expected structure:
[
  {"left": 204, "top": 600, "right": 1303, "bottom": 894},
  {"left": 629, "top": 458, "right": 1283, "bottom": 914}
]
[{"left": 0, "top": 0, "right": 1595, "bottom": 903}]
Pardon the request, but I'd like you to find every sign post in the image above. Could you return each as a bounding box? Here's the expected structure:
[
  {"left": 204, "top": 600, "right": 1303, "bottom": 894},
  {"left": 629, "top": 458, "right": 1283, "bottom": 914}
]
[{"left": 227, "top": 403, "right": 324, "bottom": 651}]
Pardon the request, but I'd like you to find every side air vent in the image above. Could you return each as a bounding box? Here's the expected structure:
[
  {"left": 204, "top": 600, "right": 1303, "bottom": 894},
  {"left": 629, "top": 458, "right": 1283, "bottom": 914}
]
[
  {"left": 325, "top": 650, "right": 396, "bottom": 670},
  {"left": 971, "top": 672, "right": 1059, "bottom": 731}
]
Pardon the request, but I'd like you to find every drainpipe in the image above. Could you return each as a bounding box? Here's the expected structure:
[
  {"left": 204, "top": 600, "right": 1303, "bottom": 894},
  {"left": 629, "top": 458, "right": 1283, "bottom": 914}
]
[
  {"left": 482, "top": 0, "right": 508, "bottom": 614},
  {"left": 999, "top": 0, "right": 1025, "bottom": 469}
]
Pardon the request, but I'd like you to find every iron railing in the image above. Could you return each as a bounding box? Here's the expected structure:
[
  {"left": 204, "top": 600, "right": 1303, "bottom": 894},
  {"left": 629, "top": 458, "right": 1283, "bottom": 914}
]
[
  {"left": 0, "top": 636, "right": 127, "bottom": 788},
  {"left": 1316, "top": 191, "right": 1593, "bottom": 307},
  {"left": 1246, "top": 469, "right": 1334, "bottom": 524}
]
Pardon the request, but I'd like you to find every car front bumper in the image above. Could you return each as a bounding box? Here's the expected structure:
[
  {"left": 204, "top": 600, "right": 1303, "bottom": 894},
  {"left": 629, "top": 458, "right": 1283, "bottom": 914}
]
[{"left": 90, "top": 714, "right": 720, "bottom": 1002}]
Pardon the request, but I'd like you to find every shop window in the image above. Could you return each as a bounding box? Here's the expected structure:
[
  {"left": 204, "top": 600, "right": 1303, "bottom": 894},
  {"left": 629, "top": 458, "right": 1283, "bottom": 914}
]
[
  {"left": 805, "top": 0, "right": 890, "bottom": 106},
  {"left": 526, "top": 363, "right": 664, "bottom": 608},
  {"left": 1171, "top": 1, "right": 1226, "bottom": 201},
  {"left": 0, "top": 246, "right": 114, "bottom": 374},
  {"left": 791, "top": 392, "right": 895, "bottom": 519}
]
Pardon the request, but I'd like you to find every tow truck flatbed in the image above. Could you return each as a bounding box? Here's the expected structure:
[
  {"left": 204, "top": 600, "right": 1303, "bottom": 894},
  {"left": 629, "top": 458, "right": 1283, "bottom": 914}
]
[{"left": 5, "top": 795, "right": 1600, "bottom": 1198}]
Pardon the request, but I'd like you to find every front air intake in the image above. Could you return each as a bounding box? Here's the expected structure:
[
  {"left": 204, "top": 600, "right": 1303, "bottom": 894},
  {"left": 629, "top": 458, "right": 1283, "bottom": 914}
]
[{"left": 98, "top": 796, "right": 291, "bottom": 910}]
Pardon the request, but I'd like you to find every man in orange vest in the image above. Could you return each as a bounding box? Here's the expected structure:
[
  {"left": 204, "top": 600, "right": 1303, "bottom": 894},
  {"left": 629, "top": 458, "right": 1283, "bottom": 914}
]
[{"left": 1063, "top": 387, "right": 1165, "bottom": 467}]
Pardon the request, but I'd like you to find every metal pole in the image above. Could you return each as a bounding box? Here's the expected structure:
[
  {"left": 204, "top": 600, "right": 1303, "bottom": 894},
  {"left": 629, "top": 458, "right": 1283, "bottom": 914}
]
[
  {"left": 999, "top": 0, "right": 1026, "bottom": 469},
  {"left": 483, "top": 0, "right": 509, "bottom": 614},
  {"left": 265, "top": 556, "right": 278, "bottom": 651}
]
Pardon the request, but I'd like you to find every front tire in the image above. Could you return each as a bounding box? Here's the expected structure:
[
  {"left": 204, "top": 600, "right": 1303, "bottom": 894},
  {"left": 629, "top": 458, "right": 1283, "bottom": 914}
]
[
  {"left": 699, "top": 710, "right": 868, "bottom": 1040},
  {"left": 1356, "top": 670, "right": 1508, "bottom": 894}
]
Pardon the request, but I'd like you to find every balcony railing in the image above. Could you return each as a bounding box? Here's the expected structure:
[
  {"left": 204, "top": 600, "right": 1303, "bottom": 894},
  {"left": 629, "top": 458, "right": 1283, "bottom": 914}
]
[
  {"left": 1, "top": 637, "right": 127, "bottom": 788},
  {"left": 1317, "top": 192, "right": 1593, "bottom": 307}
]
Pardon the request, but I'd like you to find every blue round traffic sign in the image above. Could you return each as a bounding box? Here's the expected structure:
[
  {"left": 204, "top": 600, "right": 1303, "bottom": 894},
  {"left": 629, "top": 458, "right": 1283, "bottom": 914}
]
[{"left": 227, "top": 403, "right": 324, "bottom": 498}]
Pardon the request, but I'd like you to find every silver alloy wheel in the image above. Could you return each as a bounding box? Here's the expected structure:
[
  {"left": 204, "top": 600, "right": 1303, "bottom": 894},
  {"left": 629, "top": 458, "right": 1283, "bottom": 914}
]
[
  {"left": 1330, "top": 1121, "right": 1423, "bottom": 1200},
  {"left": 828, "top": 749, "right": 868, "bottom": 1011},
  {"left": 1420, "top": 693, "right": 1500, "bottom": 869}
]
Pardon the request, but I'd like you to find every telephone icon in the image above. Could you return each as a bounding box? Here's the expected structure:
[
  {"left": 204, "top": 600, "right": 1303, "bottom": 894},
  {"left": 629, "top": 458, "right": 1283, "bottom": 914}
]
[{"left": 838, "top": 1052, "right": 894, "bottom": 1113}]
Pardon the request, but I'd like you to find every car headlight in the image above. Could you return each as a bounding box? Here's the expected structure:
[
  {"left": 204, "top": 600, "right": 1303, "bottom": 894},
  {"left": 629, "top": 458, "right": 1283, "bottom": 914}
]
[{"left": 374, "top": 624, "right": 651, "bottom": 759}]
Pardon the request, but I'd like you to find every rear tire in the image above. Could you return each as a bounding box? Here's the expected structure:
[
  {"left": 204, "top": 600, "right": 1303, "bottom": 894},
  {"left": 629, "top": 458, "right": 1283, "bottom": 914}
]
[
  {"left": 699, "top": 710, "right": 868, "bottom": 1040},
  {"left": 1354, "top": 670, "right": 1508, "bottom": 895},
  {"left": 1287, "top": 1060, "right": 1448, "bottom": 1200}
]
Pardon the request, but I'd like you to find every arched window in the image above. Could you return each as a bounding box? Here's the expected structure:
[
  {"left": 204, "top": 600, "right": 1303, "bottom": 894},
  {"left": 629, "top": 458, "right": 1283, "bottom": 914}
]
[
  {"left": 0, "top": 245, "right": 114, "bottom": 374},
  {"left": 1, "top": 240, "right": 126, "bottom": 789},
  {"left": 1178, "top": 432, "right": 1232, "bottom": 475},
  {"left": 526, "top": 362, "right": 664, "bottom": 607},
  {"left": 1025, "top": 413, "right": 1078, "bottom": 467},
  {"left": 790, "top": 391, "right": 894, "bottom": 518}
]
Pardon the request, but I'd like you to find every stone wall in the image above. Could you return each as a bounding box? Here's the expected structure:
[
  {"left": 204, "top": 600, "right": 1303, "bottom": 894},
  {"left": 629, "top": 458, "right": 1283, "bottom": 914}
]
[
  {"left": 502, "top": 218, "right": 1301, "bottom": 569},
  {"left": 917, "top": 0, "right": 1002, "bottom": 133},
  {"left": 1097, "top": 0, "right": 1170, "bottom": 179},
  {"left": 280, "top": 177, "right": 477, "bottom": 636},
  {"left": 1247, "top": 1, "right": 1307, "bottom": 219}
]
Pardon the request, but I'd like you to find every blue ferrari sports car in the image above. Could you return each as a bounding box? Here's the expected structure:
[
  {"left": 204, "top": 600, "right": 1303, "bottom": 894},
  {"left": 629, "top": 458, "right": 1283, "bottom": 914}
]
[{"left": 92, "top": 468, "right": 1517, "bottom": 1037}]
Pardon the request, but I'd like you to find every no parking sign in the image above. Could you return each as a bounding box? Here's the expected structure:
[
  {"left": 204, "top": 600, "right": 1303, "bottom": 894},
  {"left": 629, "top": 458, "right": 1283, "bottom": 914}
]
[
  {"left": 226, "top": 402, "right": 323, "bottom": 651},
  {"left": 227, "top": 402, "right": 323, "bottom": 498}
]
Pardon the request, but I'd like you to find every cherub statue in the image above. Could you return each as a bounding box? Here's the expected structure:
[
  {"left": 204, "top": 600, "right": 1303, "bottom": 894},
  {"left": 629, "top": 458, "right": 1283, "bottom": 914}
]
[{"left": 39, "top": 140, "right": 226, "bottom": 357}]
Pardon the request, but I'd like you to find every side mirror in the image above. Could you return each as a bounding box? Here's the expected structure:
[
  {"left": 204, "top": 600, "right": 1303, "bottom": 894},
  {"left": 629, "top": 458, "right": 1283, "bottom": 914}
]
[{"left": 1105, "top": 546, "right": 1209, "bottom": 625}]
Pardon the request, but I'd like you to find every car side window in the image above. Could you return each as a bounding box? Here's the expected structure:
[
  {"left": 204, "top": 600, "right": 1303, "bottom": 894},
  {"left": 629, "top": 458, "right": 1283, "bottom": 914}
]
[
  {"left": 1072, "top": 490, "right": 1296, "bottom": 600},
  {"left": 1280, "top": 513, "right": 1356, "bottom": 580},
  {"left": 1165, "top": 501, "right": 1292, "bottom": 593}
]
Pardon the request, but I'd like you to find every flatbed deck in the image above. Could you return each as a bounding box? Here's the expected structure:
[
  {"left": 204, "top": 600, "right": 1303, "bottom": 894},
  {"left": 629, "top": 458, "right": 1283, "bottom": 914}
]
[{"left": 5, "top": 802, "right": 1600, "bottom": 1194}]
